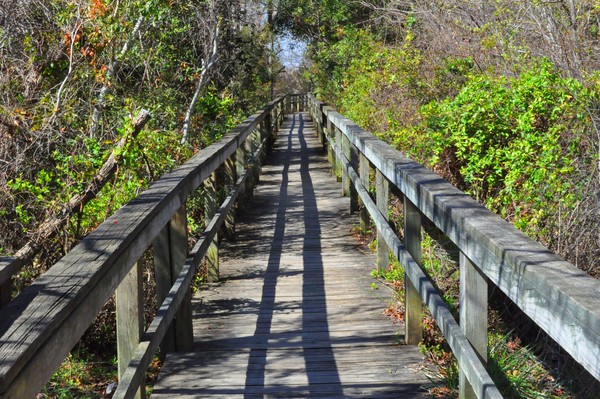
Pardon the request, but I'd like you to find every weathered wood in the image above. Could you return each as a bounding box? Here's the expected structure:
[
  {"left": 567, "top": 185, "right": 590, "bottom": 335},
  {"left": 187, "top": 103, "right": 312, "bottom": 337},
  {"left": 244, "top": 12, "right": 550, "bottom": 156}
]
[
  {"left": 404, "top": 197, "right": 423, "bottom": 345},
  {"left": 310, "top": 93, "right": 600, "bottom": 384},
  {"left": 376, "top": 170, "right": 389, "bottom": 271},
  {"left": 152, "top": 112, "right": 431, "bottom": 398},
  {"left": 324, "top": 108, "right": 335, "bottom": 174},
  {"left": 116, "top": 261, "right": 145, "bottom": 399},
  {"left": 250, "top": 130, "right": 262, "bottom": 188},
  {"left": 330, "top": 138, "right": 502, "bottom": 398},
  {"left": 170, "top": 205, "right": 193, "bottom": 351},
  {"left": 153, "top": 204, "right": 193, "bottom": 354},
  {"left": 113, "top": 170, "right": 251, "bottom": 399},
  {"left": 205, "top": 169, "right": 221, "bottom": 283},
  {"left": 0, "top": 97, "right": 285, "bottom": 398},
  {"left": 153, "top": 224, "right": 176, "bottom": 354},
  {"left": 264, "top": 112, "right": 273, "bottom": 153},
  {"left": 341, "top": 133, "right": 350, "bottom": 196},
  {"left": 236, "top": 140, "right": 247, "bottom": 211},
  {"left": 349, "top": 142, "right": 359, "bottom": 214},
  {"left": 224, "top": 154, "right": 237, "bottom": 240},
  {"left": 335, "top": 127, "right": 343, "bottom": 183},
  {"left": 258, "top": 121, "right": 268, "bottom": 165},
  {"left": 460, "top": 252, "right": 488, "bottom": 399},
  {"left": 359, "top": 154, "right": 371, "bottom": 231}
]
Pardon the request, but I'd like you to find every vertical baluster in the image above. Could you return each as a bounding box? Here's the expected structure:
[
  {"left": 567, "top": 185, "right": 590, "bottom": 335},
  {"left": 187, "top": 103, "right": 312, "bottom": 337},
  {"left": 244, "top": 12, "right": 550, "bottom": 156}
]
[
  {"left": 376, "top": 170, "right": 389, "bottom": 271},
  {"left": 205, "top": 169, "right": 221, "bottom": 283},
  {"left": 326, "top": 112, "right": 336, "bottom": 173},
  {"left": 403, "top": 197, "right": 423, "bottom": 345},
  {"left": 244, "top": 134, "right": 254, "bottom": 197},
  {"left": 459, "top": 252, "right": 488, "bottom": 399},
  {"left": 348, "top": 142, "right": 359, "bottom": 214},
  {"left": 153, "top": 204, "right": 193, "bottom": 353},
  {"left": 335, "top": 127, "right": 343, "bottom": 183},
  {"left": 171, "top": 205, "right": 193, "bottom": 350},
  {"left": 116, "top": 261, "right": 145, "bottom": 399},
  {"left": 320, "top": 105, "right": 327, "bottom": 148},
  {"left": 260, "top": 121, "right": 268, "bottom": 164},
  {"left": 341, "top": 134, "right": 350, "bottom": 196},
  {"left": 359, "top": 154, "right": 371, "bottom": 230},
  {"left": 224, "top": 153, "right": 237, "bottom": 240},
  {"left": 253, "top": 128, "right": 262, "bottom": 183},
  {"left": 236, "top": 140, "right": 247, "bottom": 211},
  {"left": 153, "top": 226, "right": 175, "bottom": 355}
]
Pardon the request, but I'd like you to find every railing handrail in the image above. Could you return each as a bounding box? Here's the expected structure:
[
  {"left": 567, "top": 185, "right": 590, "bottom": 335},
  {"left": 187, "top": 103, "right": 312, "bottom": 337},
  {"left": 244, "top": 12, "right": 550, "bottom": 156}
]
[
  {"left": 307, "top": 93, "right": 600, "bottom": 398},
  {"left": 0, "top": 95, "right": 298, "bottom": 398}
]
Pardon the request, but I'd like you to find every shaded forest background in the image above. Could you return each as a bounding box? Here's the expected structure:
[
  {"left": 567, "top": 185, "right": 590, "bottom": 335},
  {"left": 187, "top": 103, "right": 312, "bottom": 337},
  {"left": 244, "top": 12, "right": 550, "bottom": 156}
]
[{"left": 1, "top": 0, "right": 599, "bottom": 397}]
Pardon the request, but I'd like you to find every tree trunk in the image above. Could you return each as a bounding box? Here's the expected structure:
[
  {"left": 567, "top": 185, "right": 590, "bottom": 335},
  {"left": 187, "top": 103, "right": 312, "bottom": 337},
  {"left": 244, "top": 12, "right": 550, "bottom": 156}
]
[{"left": 14, "top": 110, "right": 151, "bottom": 264}]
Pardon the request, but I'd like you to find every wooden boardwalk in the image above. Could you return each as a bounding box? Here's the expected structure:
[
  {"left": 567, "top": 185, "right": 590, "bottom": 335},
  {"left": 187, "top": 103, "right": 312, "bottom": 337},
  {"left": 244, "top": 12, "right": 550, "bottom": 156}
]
[{"left": 152, "top": 113, "right": 432, "bottom": 398}]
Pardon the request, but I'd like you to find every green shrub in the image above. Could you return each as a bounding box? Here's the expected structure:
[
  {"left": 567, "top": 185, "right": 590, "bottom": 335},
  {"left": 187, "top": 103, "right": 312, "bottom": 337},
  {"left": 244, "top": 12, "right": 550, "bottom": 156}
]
[{"left": 421, "top": 60, "right": 587, "bottom": 240}]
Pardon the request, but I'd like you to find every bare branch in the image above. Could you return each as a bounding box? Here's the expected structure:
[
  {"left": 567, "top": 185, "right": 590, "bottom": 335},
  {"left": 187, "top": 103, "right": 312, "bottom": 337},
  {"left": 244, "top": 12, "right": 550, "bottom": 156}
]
[{"left": 181, "top": 21, "right": 220, "bottom": 144}]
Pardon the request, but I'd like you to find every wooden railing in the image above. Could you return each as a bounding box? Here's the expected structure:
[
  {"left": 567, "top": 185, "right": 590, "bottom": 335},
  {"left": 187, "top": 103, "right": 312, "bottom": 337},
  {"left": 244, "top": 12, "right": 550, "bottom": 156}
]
[
  {"left": 0, "top": 95, "right": 304, "bottom": 399},
  {"left": 308, "top": 94, "right": 600, "bottom": 399}
]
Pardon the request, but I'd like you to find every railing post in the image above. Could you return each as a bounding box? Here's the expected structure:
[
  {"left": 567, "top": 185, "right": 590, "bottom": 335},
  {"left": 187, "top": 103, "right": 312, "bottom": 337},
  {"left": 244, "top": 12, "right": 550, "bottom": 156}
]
[
  {"left": 205, "top": 168, "right": 222, "bottom": 282},
  {"left": 459, "top": 252, "right": 488, "bottom": 399},
  {"left": 244, "top": 134, "right": 255, "bottom": 197},
  {"left": 335, "top": 127, "right": 343, "bottom": 182},
  {"left": 116, "top": 261, "right": 145, "bottom": 399},
  {"left": 153, "top": 204, "right": 193, "bottom": 353},
  {"left": 320, "top": 104, "right": 327, "bottom": 149},
  {"left": 349, "top": 142, "right": 359, "bottom": 214},
  {"left": 252, "top": 128, "right": 262, "bottom": 183},
  {"left": 259, "top": 120, "right": 268, "bottom": 164},
  {"left": 341, "top": 134, "right": 350, "bottom": 196},
  {"left": 236, "top": 141, "right": 247, "bottom": 211},
  {"left": 376, "top": 170, "right": 389, "bottom": 271},
  {"left": 325, "top": 112, "right": 336, "bottom": 174},
  {"left": 359, "top": 154, "right": 371, "bottom": 230},
  {"left": 224, "top": 153, "right": 237, "bottom": 240},
  {"left": 404, "top": 197, "right": 423, "bottom": 345}
]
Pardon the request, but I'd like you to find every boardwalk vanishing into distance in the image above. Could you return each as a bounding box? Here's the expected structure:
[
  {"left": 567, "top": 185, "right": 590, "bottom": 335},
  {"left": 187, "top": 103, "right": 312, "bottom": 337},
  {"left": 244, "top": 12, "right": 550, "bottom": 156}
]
[
  {"left": 151, "top": 113, "right": 432, "bottom": 398},
  {"left": 5, "top": 95, "right": 600, "bottom": 399}
]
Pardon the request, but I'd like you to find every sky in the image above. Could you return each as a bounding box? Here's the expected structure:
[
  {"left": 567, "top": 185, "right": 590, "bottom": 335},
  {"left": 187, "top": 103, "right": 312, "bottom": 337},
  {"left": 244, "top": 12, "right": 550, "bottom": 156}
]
[{"left": 277, "top": 33, "right": 307, "bottom": 70}]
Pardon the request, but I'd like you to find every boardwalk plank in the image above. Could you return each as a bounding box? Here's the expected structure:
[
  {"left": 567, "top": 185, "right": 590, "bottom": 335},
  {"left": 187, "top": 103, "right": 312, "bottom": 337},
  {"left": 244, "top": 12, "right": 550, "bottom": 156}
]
[{"left": 152, "top": 113, "right": 432, "bottom": 398}]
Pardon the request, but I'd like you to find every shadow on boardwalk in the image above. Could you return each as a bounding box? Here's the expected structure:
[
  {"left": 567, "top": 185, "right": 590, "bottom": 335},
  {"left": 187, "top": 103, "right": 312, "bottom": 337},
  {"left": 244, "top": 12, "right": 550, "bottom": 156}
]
[{"left": 151, "top": 113, "right": 432, "bottom": 398}]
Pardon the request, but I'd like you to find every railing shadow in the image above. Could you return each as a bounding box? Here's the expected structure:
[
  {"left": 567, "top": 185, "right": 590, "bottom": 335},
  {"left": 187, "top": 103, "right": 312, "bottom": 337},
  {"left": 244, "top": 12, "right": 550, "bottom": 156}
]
[
  {"left": 242, "top": 112, "right": 343, "bottom": 397},
  {"left": 242, "top": 115, "right": 295, "bottom": 397},
  {"left": 298, "top": 113, "right": 343, "bottom": 396}
]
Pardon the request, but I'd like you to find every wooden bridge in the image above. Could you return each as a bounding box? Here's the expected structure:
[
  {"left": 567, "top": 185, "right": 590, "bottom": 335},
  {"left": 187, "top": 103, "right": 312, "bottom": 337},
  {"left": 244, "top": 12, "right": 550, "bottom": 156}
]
[{"left": 1, "top": 94, "right": 600, "bottom": 399}]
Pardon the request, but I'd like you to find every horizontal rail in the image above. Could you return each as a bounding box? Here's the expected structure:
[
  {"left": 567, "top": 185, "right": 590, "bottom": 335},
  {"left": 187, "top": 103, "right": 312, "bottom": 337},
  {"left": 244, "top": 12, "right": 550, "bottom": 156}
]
[
  {"left": 0, "top": 96, "right": 292, "bottom": 398},
  {"left": 113, "top": 168, "right": 251, "bottom": 399},
  {"left": 113, "top": 115, "right": 274, "bottom": 398},
  {"left": 326, "top": 129, "right": 502, "bottom": 399},
  {"left": 308, "top": 93, "right": 600, "bottom": 397}
]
